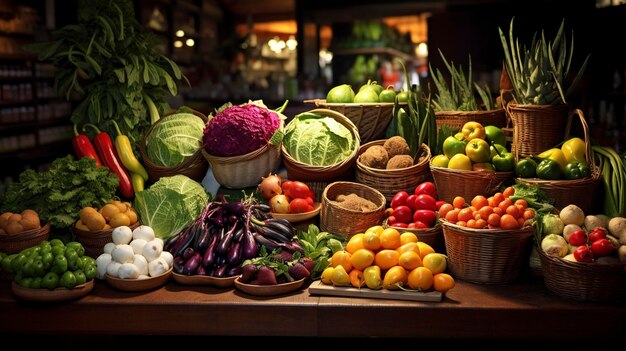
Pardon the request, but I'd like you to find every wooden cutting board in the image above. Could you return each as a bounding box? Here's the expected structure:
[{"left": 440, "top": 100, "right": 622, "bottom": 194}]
[{"left": 308, "top": 281, "right": 443, "bottom": 302}]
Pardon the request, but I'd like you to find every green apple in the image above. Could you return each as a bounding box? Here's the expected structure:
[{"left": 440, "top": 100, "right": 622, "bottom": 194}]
[
  {"left": 490, "top": 144, "right": 508, "bottom": 160},
  {"left": 354, "top": 86, "right": 380, "bottom": 103},
  {"left": 448, "top": 154, "right": 472, "bottom": 170},
  {"left": 485, "top": 125, "right": 507, "bottom": 147},
  {"left": 465, "top": 138, "right": 491, "bottom": 163},
  {"left": 326, "top": 84, "right": 355, "bottom": 103},
  {"left": 442, "top": 136, "right": 467, "bottom": 159},
  {"left": 431, "top": 154, "right": 450, "bottom": 168}
]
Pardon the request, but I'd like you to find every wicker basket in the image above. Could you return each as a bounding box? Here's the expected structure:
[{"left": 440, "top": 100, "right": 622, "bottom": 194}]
[
  {"left": 538, "top": 247, "right": 626, "bottom": 302},
  {"left": 441, "top": 220, "right": 534, "bottom": 284},
  {"left": 382, "top": 219, "right": 445, "bottom": 254},
  {"left": 356, "top": 141, "right": 432, "bottom": 202},
  {"left": 320, "top": 182, "right": 386, "bottom": 238},
  {"left": 139, "top": 108, "right": 209, "bottom": 183},
  {"left": 435, "top": 108, "right": 507, "bottom": 133},
  {"left": 430, "top": 165, "right": 513, "bottom": 204},
  {"left": 0, "top": 223, "right": 50, "bottom": 254},
  {"left": 304, "top": 99, "right": 397, "bottom": 143},
  {"left": 282, "top": 108, "right": 360, "bottom": 182},
  {"left": 73, "top": 221, "right": 141, "bottom": 258},
  {"left": 507, "top": 103, "right": 568, "bottom": 159},
  {"left": 515, "top": 109, "right": 601, "bottom": 214}
]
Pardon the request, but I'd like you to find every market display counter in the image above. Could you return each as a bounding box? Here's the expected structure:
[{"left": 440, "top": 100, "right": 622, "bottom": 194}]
[{"left": 1, "top": 276, "right": 624, "bottom": 339}]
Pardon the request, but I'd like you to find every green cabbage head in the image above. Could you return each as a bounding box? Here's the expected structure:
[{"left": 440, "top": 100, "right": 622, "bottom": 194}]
[
  {"left": 282, "top": 112, "right": 356, "bottom": 166},
  {"left": 146, "top": 112, "right": 205, "bottom": 167}
]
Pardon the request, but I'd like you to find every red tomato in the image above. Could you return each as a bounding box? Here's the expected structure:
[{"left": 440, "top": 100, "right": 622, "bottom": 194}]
[
  {"left": 392, "top": 205, "right": 413, "bottom": 224},
  {"left": 304, "top": 196, "right": 314, "bottom": 206},
  {"left": 390, "top": 191, "right": 409, "bottom": 208},
  {"left": 289, "top": 198, "right": 311, "bottom": 214},
  {"left": 281, "top": 180, "right": 293, "bottom": 194},
  {"left": 413, "top": 210, "right": 436, "bottom": 227},
  {"left": 590, "top": 238, "right": 613, "bottom": 257},
  {"left": 588, "top": 227, "right": 608, "bottom": 242},
  {"left": 414, "top": 182, "right": 437, "bottom": 198},
  {"left": 409, "top": 221, "right": 429, "bottom": 229},
  {"left": 413, "top": 194, "right": 437, "bottom": 211},
  {"left": 406, "top": 194, "right": 418, "bottom": 212},
  {"left": 393, "top": 222, "right": 409, "bottom": 228},
  {"left": 435, "top": 200, "right": 447, "bottom": 210},
  {"left": 286, "top": 181, "right": 311, "bottom": 199}
]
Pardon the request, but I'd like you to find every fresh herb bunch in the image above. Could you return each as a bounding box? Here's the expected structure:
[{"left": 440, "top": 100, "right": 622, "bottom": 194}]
[
  {"left": 499, "top": 18, "right": 590, "bottom": 105},
  {"left": 295, "top": 224, "right": 344, "bottom": 279},
  {"left": 0, "top": 155, "right": 119, "bottom": 229},
  {"left": 429, "top": 50, "right": 494, "bottom": 112},
  {"left": 26, "top": 0, "right": 187, "bottom": 142}
]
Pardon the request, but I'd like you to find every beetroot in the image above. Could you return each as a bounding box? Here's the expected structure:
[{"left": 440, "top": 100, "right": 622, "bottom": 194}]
[
  {"left": 256, "top": 265, "right": 278, "bottom": 285},
  {"left": 288, "top": 262, "right": 311, "bottom": 280}
]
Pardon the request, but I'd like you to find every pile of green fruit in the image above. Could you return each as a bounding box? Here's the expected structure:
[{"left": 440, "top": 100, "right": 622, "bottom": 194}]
[
  {"left": 326, "top": 80, "right": 407, "bottom": 104},
  {"left": 0, "top": 240, "right": 96, "bottom": 289},
  {"left": 515, "top": 137, "right": 591, "bottom": 180}
]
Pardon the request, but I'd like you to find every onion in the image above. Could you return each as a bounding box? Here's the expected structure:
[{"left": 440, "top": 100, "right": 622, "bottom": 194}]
[{"left": 258, "top": 174, "right": 282, "bottom": 200}]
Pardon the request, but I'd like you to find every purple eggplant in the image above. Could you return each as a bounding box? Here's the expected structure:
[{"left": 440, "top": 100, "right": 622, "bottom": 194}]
[
  {"left": 225, "top": 201, "right": 245, "bottom": 217},
  {"left": 213, "top": 264, "right": 227, "bottom": 278},
  {"left": 182, "top": 247, "right": 195, "bottom": 261},
  {"left": 226, "top": 265, "right": 242, "bottom": 277},
  {"left": 227, "top": 242, "right": 243, "bottom": 266},
  {"left": 164, "top": 232, "right": 181, "bottom": 252},
  {"left": 173, "top": 256, "right": 185, "bottom": 274},
  {"left": 195, "top": 264, "right": 207, "bottom": 276},
  {"left": 183, "top": 252, "right": 202, "bottom": 275},
  {"left": 202, "top": 234, "right": 218, "bottom": 268},
  {"left": 194, "top": 225, "right": 214, "bottom": 253},
  {"left": 242, "top": 230, "right": 259, "bottom": 259},
  {"left": 216, "top": 224, "right": 238, "bottom": 254},
  {"left": 171, "top": 226, "right": 196, "bottom": 258}
]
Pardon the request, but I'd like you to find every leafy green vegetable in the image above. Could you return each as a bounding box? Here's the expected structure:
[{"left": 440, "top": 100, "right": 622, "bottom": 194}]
[
  {"left": 296, "top": 224, "right": 345, "bottom": 279},
  {"left": 134, "top": 175, "right": 209, "bottom": 240},
  {"left": 25, "top": 0, "right": 187, "bottom": 143},
  {"left": 0, "top": 155, "right": 118, "bottom": 229},
  {"left": 283, "top": 112, "right": 356, "bottom": 166},
  {"left": 145, "top": 112, "right": 205, "bottom": 167}
]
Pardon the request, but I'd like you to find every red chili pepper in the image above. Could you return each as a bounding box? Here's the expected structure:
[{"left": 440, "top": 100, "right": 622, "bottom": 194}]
[
  {"left": 72, "top": 124, "right": 101, "bottom": 167},
  {"left": 84, "top": 124, "right": 134, "bottom": 199}
]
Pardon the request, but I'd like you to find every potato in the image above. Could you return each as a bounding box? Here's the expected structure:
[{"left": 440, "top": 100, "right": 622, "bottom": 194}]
[
  {"left": 20, "top": 216, "right": 40, "bottom": 231},
  {"left": 109, "top": 212, "right": 131, "bottom": 228},
  {"left": 100, "top": 203, "right": 121, "bottom": 221},
  {"left": 79, "top": 207, "right": 98, "bottom": 224},
  {"left": 619, "top": 245, "right": 626, "bottom": 263},
  {"left": 20, "top": 209, "right": 38, "bottom": 218},
  {"left": 75, "top": 219, "right": 90, "bottom": 232},
  {"left": 111, "top": 200, "right": 128, "bottom": 213},
  {"left": 8, "top": 213, "right": 22, "bottom": 224},
  {"left": 584, "top": 215, "right": 609, "bottom": 231},
  {"left": 5, "top": 221, "right": 24, "bottom": 235},
  {"left": 0, "top": 212, "right": 14, "bottom": 229},
  {"left": 83, "top": 211, "right": 106, "bottom": 231},
  {"left": 125, "top": 208, "right": 138, "bottom": 225}
]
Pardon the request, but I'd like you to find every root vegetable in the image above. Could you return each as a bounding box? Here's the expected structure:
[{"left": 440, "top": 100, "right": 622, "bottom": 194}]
[
  {"left": 106, "top": 261, "right": 122, "bottom": 277},
  {"left": 563, "top": 254, "right": 577, "bottom": 262},
  {"left": 112, "top": 226, "right": 133, "bottom": 245},
  {"left": 129, "top": 239, "right": 147, "bottom": 255},
  {"left": 133, "top": 254, "right": 149, "bottom": 275},
  {"left": 559, "top": 205, "right": 585, "bottom": 226},
  {"left": 160, "top": 251, "right": 173, "bottom": 268},
  {"left": 96, "top": 253, "right": 112, "bottom": 279},
  {"left": 608, "top": 217, "right": 626, "bottom": 244},
  {"left": 584, "top": 215, "right": 609, "bottom": 231},
  {"left": 142, "top": 239, "right": 163, "bottom": 262},
  {"left": 619, "top": 245, "right": 626, "bottom": 263},
  {"left": 148, "top": 257, "right": 169, "bottom": 276},
  {"left": 541, "top": 234, "right": 568, "bottom": 257},
  {"left": 132, "top": 225, "right": 155, "bottom": 241},
  {"left": 103, "top": 242, "right": 116, "bottom": 255},
  {"left": 111, "top": 244, "right": 134, "bottom": 263},
  {"left": 118, "top": 263, "right": 140, "bottom": 279},
  {"left": 607, "top": 235, "right": 620, "bottom": 249},
  {"left": 563, "top": 224, "right": 582, "bottom": 241}
]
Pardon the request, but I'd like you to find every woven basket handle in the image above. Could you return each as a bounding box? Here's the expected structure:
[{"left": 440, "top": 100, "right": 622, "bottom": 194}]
[{"left": 564, "top": 108, "right": 595, "bottom": 171}]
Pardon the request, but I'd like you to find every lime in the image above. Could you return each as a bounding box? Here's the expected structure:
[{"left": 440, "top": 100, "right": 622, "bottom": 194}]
[{"left": 326, "top": 84, "right": 355, "bottom": 103}]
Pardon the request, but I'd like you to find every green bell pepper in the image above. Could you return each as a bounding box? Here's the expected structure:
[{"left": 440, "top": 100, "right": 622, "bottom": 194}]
[
  {"left": 492, "top": 152, "right": 515, "bottom": 172},
  {"left": 515, "top": 158, "right": 537, "bottom": 178},
  {"left": 563, "top": 161, "right": 591, "bottom": 180},
  {"left": 536, "top": 159, "right": 563, "bottom": 180}
]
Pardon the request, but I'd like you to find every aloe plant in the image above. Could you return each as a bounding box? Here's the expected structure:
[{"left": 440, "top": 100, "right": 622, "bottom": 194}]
[
  {"left": 499, "top": 18, "right": 590, "bottom": 105},
  {"left": 429, "top": 49, "right": 495, "bottom": 112}
]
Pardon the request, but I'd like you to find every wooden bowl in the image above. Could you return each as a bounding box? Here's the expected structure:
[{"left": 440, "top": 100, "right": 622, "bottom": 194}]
[
  {"left": 106, "top": 267, "right": 172, "bottom": 292},
  {"left": 11, "top": 279, "right": 95, "bottom": 302},
  {"left": 234, "top": 277, "right": 305, "bottom": 296},
  {"left": 172, "top": 272, "right": 238, "bottom": 288},
  {"left": 269, "top": 203, "right": 321, "bottom": 223}
]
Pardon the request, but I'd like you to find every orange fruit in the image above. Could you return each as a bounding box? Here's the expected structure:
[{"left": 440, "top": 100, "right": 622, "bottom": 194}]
[
  {"left": 398, "top": 251, "right": 423, "bottom": 270},
  {"left": 350, "top": 249, "right": 375, "bottom": 270},
  {"left": 349, "top": 269, "right": 366, "bottom": 288},
  {"left": 407, "top": 266, "right": 433, "bottom": 290},
  {"left": 416, "top": 242, "right": 435, "bottom": 259},
  {"left": 487, "top": 213, "right": 501, "bottom": 227},
  {"left": 382, "top": 266, "right": 408, "bottom": 290},
  {"left": 400, "top": 232, "right": 418, "bottom": 245},
  {"left": 470, "top": 195, "right": 488, "bottom": 210},
  {"left": 374, "top": 249, "right": 400, "bottom": 270},
  {"left": 505, "top": 205, "right": 520, "bottom": 218},
  {"left": 422, "top": 253, "right": 447, "bottom": 274},
  {"left": 345, "top": 233, "right": 365, "bottom": 254},
  {"left": 452, "top": 196, "right": 465, "bottom": 209},
  {"left": 500, "top": 214, "right": 519, "bottom": 230},
  {"left": 475, "top": 218, "right": 487, "bottom": 229},
  {"left": 362, "top": 231, "right": 382, "bottom": 251},
  {"left": 523, "top": 209, "right": 535, "bottom": 220},
  {"left": 502, "top": 186, "right": 515, "bottom": 199},
  {"left": 331, "top": 250, "right": 353, "bottom": 272},
  {"left": 457, "top": 208, "right": 474, "bottom": 222},
  {"left": 433, "top": 273, "right": 456, "bottom": 293},
  {"left": 438, "top": 203, "right": 454, "bottom": 220},
  {"left": 514, "top": 199, "right": 528, "bottom": 211},
  {"left": 396, "top": 242, "right": 420, "bottom": 256},
  {"left": 379, "top": 228, "right": 401, "bottom": 249},
  {"left": 444, "top": 208, "right": 460, "bottom": 222},
  {"left": 365, "top": 225, "right": 385, "bottom": 236},
  {"left": 477, "top": 206, "right": 494, "bottom": 220}
]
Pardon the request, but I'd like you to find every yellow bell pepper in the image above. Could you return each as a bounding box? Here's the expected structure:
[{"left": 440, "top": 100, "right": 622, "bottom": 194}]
[
  {"left": 538, "top": 148, "right": 568, "bottom": 170},
  {"left": 561, "top": 137, "right": 586, "bottom": 164}
]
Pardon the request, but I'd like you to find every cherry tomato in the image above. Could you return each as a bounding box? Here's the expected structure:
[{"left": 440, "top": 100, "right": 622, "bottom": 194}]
[
  {"left": 588, "top": 227, "right": 607, "bottom": 242},
  {"left": 281, "top": 180, "right": 294, "bottom": 194},
  {"left": 414, "top": 182, "right": 437, "bottom": 198},
  {"left": 287, "top": 181, "right": 311, "bottom": 199},
  {"left": 590, "top": 238, "right": 613, "bottom": 257},
  {"left": 413, "top": 210, "right": 436, "bottom": 227},
  {"left": 390, "top": 191, "right": 409, "bottom": 208},
  {"left": 413, "top": 194, "right": 437, "bottom": 211},
  {"left": 406, "top": 194, "right": 418, "bottom": 212},
  {"left": 392, "top": 205, "right": 413, "bottom": 224},
  {"left": 289, "top": 198, "right": 311, "bottom": 214}
]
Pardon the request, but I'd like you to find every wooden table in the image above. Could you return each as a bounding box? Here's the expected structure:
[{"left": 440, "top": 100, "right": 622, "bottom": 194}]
[{"left": 0, "top": 275, "right": 624, "bottom": 340}]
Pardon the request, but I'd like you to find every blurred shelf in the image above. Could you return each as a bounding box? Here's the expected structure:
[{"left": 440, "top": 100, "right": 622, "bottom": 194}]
[{"left": 0, "top": 139, "right": 72, "bottom": 162}]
